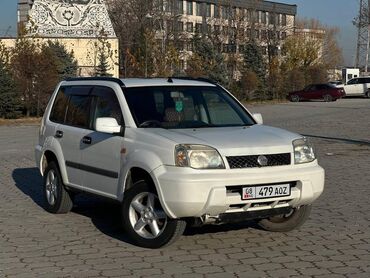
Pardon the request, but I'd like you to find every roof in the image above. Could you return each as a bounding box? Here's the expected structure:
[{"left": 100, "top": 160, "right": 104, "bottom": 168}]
[
  {"left": 121, "top": 78, "right": 217, "bottom": 88},
  {"left": 64, "top": 77, "right": 217, "bottom": 88}
]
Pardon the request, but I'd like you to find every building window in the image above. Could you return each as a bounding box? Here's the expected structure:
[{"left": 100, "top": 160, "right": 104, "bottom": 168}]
[
  {"left": 196, "top": 2, "right": 201, "bottom": 16},
  {"left": 214, "top": 5, "right": 220, "bottom": 18},
  {"left": 269, "top": 13, "right": 275, "bottom": 25},
  {"left": 186, "top": 1, "right": 193, "bottom": 15},
  {"left": 195, "top": 23, "right": 202, "bottom": 33},
  {"left": 261, "top": 11, "right": 266, "bottom": 24},
  {"left": 206, "top": 3, "right": 211, "bottom": 17},
  {"left": 255, "top": 10, "right": 260, "bottom": 23},
  {"left": 282, "top": 14, "right": 287, "bottom": 26},
  {"left": 186, "top": 22, "right": 193, "bottom": 32},
  {"left": 177, "top": 21, "right": 184, "bottom": 31},
  {"left": 177, "top": 0, "right": 184, "bottom": 14},
  {"left": 221, "top": 6, "right": 228, "bottom": 19}
]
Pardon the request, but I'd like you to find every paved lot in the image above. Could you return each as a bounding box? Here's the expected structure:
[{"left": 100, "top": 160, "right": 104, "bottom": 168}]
[{"left": 0, "top": 98, "right": 370, "bottom": 278}]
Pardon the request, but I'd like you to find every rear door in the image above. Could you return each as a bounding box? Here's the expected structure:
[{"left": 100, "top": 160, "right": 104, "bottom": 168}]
[
  {"left": 50, "top": 86, "right": 93, "bottom": 187},
  {"left": 80, "top": 85, "right": 125, "bottom": 199}
]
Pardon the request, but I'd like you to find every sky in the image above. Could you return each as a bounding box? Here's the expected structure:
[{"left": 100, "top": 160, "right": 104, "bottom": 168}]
[{"left": 0, "top": 0, "right": 359, "bottom": 66}]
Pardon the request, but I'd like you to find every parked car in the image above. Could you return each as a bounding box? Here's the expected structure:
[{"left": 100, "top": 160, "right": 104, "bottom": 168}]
[
  {"left": 343, "top": 77, "right": 370, "bottom": 98},
  {"left": 35, "top": 77, "right": 325, "bottom": 248},
  {"left": 288, "top": 84, "right": 345, "bottom": 102}
]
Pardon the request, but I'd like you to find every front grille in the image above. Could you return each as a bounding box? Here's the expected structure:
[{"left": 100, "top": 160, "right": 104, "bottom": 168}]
[{"left": 226, "top": 153, "right": 291, "bottom": 169}]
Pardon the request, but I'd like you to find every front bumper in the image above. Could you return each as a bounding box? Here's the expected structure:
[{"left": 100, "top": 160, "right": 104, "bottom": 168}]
[{"left": 152, "top": 162, "right": 325, "bottom": 219}]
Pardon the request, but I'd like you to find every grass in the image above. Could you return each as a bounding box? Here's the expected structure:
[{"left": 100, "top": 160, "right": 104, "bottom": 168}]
[{"left": 0, "top": 117, "right": 41, "bottom": 126}]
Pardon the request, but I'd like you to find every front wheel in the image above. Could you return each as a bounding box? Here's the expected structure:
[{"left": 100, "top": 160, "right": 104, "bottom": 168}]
[
  {"left": 122, "top": 181, "right": 186, "bottom": 248},
  {"left": 257, "top": 205, "right": 312, "bottom": 232}
]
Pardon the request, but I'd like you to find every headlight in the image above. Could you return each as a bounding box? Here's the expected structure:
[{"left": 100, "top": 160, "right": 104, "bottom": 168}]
[
  {"left": 175, "top": 144, "right": 225, "bottom": 169},
  {"left": 293, "top": 138, "right": 316, "bottom": 164}
]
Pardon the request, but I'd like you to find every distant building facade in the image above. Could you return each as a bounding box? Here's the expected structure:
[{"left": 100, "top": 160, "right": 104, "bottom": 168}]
[{"left": 3, "top": 0, "right": 119, "bottom": 77}]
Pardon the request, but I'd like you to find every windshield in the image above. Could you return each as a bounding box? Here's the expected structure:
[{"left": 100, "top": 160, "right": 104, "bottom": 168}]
[{"left": 123, "top": 86, "right": 255, "bottom": 128}]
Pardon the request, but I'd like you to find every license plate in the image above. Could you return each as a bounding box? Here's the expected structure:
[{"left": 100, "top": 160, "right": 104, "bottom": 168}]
[{"left": 242, "top": 184, "right": 291, "bottom": 200}]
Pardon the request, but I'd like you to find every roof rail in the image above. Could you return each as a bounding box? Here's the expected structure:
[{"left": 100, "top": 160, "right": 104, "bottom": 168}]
[
  {"left": 170, "top": 76, "right": 218, "bottom": 85},
  {"left": 65, "top": 77, "right": 125, "bottom": 87}
]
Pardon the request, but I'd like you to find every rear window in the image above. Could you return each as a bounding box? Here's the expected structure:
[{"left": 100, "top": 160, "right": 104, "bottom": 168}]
[{"left": 50, "top": 87, "right": 68, "bottom": 123}]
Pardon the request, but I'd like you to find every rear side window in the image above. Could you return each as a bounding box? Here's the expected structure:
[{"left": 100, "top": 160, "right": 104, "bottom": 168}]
[
  {"left": 92, "top": 86, "right": 123, "bottom": 126},
  {"left": 50, "top": 87, "right": 68, "bottom": 123},
  {"left": 49, "top": 85, "right": 92, "bottom": 128}
]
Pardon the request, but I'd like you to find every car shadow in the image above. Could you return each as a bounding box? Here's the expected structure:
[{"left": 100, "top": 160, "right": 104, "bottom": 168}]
[
  {"left": 11, "top": 167, "right": 135, "bottom": 245},
  {"left": 12, "top": 167, "right": 264, "bottom": 246}
]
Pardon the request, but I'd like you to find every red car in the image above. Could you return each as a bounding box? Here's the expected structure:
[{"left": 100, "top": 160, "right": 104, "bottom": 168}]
[{"left": 288, "top": 84, "right": 346, "bottom": 102}]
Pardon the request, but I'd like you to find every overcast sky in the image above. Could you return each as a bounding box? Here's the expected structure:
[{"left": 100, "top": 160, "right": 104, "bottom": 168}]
[{"left": 0, "top": 0, "right": 359, "bottom": 66}]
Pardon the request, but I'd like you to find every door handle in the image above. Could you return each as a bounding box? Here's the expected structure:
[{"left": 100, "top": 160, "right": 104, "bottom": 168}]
[
  {"left": 82, "top": 136, "right": 92, "bottom": 145},
  {"left": 55, "top": 130, "right": 63, "bottom": 138}
]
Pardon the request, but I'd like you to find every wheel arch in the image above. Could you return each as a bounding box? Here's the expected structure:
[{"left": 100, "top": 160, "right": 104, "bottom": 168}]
[{"left": 40, "top": 148, "right": 69, "bottom": 185}]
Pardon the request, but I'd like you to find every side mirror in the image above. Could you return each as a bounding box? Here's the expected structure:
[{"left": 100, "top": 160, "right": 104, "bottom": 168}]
[
  {"left": 253, "top": 113, "right": 263, "bottom": 125},
  {"left": 95, "top": 117, "right": 121, "bottom": 134}
]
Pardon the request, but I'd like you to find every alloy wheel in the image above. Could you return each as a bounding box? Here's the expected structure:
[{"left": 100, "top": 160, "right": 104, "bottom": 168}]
[
  {"left": 128, "top": 192, "right": 168, "bottom": 239},
  {"left": 45, "top": 170, "right": 58, "bottom": 206}
]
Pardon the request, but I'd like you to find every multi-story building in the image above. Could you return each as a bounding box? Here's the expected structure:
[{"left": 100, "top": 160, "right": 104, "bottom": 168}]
[{"left": 140, "top": 0, "right": 297, "bottom": 75}]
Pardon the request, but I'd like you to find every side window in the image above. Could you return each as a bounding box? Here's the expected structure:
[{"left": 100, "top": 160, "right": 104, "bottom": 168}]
[
  {"left": 50, "top": 87, "right": 68, "bottom": 123},
  {"left": 347, "top": 78, "right": 358, "bottom": 85},
  {"left": 65, "top": 95, "right": 92, "bottom": 128},
  {"left": 92, "top": 86, "right": 123, "bottom": 127},
  {"left": 202, "top": 91, "right": 243, "bottom": 125}
]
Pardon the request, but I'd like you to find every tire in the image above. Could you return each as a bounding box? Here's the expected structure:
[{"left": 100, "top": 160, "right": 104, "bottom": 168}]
[
  {"left": 323, "top": 94, "right": 333, "bottom": 102},
  {"left": 257, "top": 205, "right": 312, "bottom": 232},
  {"left": 365, "top": 91, "right": 370, "bottom": 98},
  {"left": 122, "top": 181, "right": 186, "bottom": 248},
  {"left": 291, "top": 95, "right": 300, "bottom": 102},
  {"left": 43, "top": 161, "right": 73, "bottom": 214}
]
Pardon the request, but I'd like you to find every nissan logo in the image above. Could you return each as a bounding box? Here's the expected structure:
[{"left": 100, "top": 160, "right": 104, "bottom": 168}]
[{"left": 257, "top": 155, "right": 268, "bottom": 167}]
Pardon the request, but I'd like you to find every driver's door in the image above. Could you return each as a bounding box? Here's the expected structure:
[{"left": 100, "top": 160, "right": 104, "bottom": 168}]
[{"left": 80, "top": 85, "right": 125, "bottom": 199}]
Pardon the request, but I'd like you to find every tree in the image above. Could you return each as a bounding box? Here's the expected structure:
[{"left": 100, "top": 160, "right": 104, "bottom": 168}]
[
  {"left": 10, "top": 38, "right": 40, "bottom": 117},
  {"left": 241, "top": 41, "right": 267, "bottom": 99},
  {"left": 96, "top": 48, "right": 113, "bottom": 77},
  {"left": 44, "top": 40, "right": 77, "bottom": 79},
  {"left": 186, "top": 37, "right": 228, "bottom": 85},
  {"left": 0, "top": 60, "right": 21, "bottom": 119}
]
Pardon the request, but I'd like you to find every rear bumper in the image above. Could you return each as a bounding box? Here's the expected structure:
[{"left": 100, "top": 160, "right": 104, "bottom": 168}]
[{"left": 152, "top": 162, "right": 325, "bottom": 219}]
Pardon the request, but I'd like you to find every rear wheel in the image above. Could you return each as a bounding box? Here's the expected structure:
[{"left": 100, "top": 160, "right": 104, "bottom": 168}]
[
  {"left": 323, "top": 94, "right": 333, "bottom": 102},
  {"left": 257, "top": 205, "right": 312, "bottom": 232},
  {"left": 365, "top": 91, "right": 370, "bottom": 98},
  {"left": 43, "top": 161, "right": 73, "bottom": 214},
  {"left": 291, "top": 95, "right": 300, "bottom": 102},
  {"left": 122, "top": 181, "right": 186, "bottom": 248}
]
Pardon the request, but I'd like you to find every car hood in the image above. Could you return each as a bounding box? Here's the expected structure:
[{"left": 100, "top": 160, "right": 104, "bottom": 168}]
[{"left": 149, "top": 125, "right": 301, "bottom": 156}]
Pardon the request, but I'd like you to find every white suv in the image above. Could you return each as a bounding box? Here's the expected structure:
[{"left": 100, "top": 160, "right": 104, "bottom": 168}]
[
  {"left": 35, "top": 77, "right": 324, "bottom": 248},
  {"left": 343, "top": 77, "right": 370, "bottom": 97}
]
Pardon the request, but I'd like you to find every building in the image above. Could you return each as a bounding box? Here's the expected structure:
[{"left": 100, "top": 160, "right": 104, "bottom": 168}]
[
  {"left": 2, "top": 0, "right": 119, "bottom": 77},
  {"left": 125, "top": 0, "right": 297, "bottom": 76}
]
